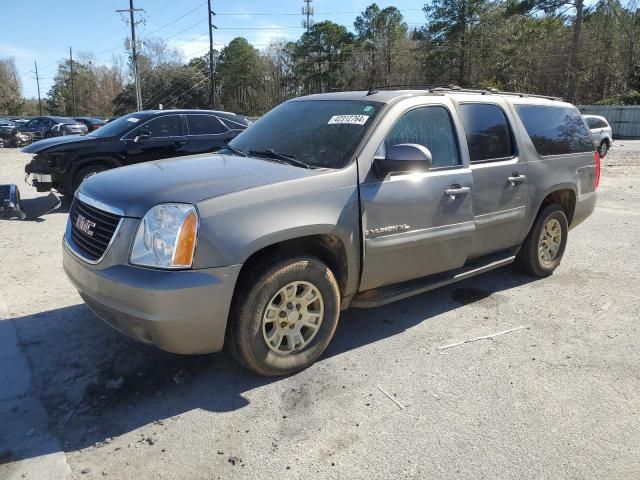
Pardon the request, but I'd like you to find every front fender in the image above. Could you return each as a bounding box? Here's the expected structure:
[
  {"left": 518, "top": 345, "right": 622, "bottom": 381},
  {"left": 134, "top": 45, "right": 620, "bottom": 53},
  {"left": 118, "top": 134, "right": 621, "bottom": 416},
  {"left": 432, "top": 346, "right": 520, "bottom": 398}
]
[{"left": 193, "top": 166, "right": 361, "bottom": 295}]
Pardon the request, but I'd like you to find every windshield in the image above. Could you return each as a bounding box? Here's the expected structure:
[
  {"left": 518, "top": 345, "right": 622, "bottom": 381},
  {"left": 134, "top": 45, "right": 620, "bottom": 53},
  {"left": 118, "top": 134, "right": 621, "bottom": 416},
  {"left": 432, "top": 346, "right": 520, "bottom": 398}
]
[
  {"left": 88, "top": 113, "right": 147, "bottom": 138},
  {"left": 229, "top": 100, "right": 383, "bottom": 169}
]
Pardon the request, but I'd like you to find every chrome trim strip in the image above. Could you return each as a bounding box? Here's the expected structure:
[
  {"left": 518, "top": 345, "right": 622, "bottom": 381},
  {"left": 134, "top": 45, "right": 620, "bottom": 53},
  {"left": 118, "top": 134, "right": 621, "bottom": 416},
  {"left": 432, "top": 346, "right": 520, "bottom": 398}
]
[
  {"left": 76, "top": 192, "right": 125, "bottom": 216},
  {"left": 474, "top": 206, "right": 527, "bottom": 229},
  {"left": 64, "top": 217, "right": 124, "bottom": 265}
]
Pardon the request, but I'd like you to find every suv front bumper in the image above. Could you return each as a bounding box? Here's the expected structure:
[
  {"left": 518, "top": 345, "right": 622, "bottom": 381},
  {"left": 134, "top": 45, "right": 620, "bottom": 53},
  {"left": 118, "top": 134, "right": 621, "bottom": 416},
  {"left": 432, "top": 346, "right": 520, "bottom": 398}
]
[{"left": 63, "top": 241, "right": 242, "bottom": 354}]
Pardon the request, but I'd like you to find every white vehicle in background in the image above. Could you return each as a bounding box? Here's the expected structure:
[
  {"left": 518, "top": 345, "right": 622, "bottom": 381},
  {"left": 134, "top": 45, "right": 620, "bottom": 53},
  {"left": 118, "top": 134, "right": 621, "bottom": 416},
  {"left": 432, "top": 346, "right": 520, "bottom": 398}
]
[{"left": 584, "top": 114, "right": 613, "bottom": 158}]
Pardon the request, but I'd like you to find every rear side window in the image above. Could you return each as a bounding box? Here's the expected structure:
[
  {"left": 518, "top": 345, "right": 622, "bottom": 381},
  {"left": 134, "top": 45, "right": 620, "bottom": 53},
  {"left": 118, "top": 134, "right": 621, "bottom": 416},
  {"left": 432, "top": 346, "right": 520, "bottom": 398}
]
[
  {"left": 515, "top": 105, "right": 593, "bottom": 156},
  {"left": 459, "top": 104, "right": 515, "bottom": 162},
  {"left": 385, "top": 106, "right": 460, "bottom": 168},
  {"left": 138, "top": 115, "right": 183, "bottom": 138},
  {"left": 186, "top": 115, "right": 227, "bottom": 135}
]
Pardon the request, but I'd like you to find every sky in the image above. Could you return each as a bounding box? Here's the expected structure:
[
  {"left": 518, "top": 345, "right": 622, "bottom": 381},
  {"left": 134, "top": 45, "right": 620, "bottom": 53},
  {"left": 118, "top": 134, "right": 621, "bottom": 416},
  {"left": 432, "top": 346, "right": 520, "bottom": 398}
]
[{"left": 0, "top": 0, "right": 428, "bottom": 99}]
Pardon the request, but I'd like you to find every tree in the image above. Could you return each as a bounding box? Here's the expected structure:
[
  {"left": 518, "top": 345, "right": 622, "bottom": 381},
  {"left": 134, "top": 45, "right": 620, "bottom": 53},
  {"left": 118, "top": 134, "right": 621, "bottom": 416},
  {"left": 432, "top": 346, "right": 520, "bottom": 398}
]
[
  {"left": 0, "top": 58, "right": 24, "bottom": 115},
  {"left": 291, "top": 21, "right": 355, "bottom": 93},
  {"left": 216, "top": 37, "right": 268, "bottom": 115},
  {"left": 355, "top": 4, "right": 409, "bottom": 86},
  {"left": 423, "top": 0, "right": 490, "bottom": 86}
]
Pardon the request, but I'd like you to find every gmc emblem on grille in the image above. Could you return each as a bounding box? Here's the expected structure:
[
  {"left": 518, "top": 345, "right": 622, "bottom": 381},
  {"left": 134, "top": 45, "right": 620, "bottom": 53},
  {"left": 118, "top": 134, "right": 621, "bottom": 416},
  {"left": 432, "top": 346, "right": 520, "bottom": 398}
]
[{"left": 75, "top": 214, "right": 96, "bottom": 236}]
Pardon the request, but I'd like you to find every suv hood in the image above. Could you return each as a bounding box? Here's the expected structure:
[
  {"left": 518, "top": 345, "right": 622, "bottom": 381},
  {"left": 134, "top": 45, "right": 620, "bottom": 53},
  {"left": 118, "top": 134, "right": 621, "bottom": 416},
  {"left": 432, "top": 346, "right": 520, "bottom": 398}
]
[
  {"left": 79, "top": 154, "right": 320, "bottom": 218},
  {"left": 21, "top": 134, "right": 100, "bottom": 153}
]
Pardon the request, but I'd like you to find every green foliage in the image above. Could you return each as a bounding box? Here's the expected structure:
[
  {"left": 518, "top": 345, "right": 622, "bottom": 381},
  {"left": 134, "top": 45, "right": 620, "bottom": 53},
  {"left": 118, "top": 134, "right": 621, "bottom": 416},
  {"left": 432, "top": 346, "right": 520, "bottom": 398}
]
[{"left": 291, "top": 21, "right": 355, "bottom": 93}]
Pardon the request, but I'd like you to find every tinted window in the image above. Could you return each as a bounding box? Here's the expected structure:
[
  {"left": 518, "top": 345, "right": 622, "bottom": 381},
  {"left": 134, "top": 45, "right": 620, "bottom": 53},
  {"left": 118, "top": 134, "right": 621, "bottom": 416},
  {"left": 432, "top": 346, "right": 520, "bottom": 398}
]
[
  {"left": 138, "top": 115, "right": 183, "bottom": 138},
  {"left": 230, "top": 100, "right": 382, "bottom": 169},
  {"left": 459, "top": 104, "right": 514, "bottom": 162},
  {"left": 88, "top": 113, "right": 149, "bottom": 138},
  {"left": 186, "top": 115, "right": 227, "bottom": 135},
  {"left": 596, "top": 118, "right": 609, "bottom": 128},
  {"left": 516, "top": 105, "right": 593, "bottom": 156},
  {"left": 384, "top": 106, "right": 460, "bottom": 168},
  {"left": 585, "top": 117, "right": 596, "bottom": 128}
]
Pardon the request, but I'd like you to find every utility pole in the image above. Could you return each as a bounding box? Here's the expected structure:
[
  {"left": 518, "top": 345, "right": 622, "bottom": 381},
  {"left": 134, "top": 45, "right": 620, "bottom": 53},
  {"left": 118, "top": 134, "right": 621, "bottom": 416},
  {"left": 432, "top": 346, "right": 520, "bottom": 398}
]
[
  {"left": 34, "top": 61, "right": 42, "bottom": 115},
  {"left": 302, "top": 0, "right": 314, "bottom": 32},
  {"left": 207, "top": 0, "right": 217, "bottom": 109},
  {"left": 69, "top": 47, "right": 76, "bottom": 116},
  {"left": 117, "top": 0, "right": 144, "bottom": 111}
]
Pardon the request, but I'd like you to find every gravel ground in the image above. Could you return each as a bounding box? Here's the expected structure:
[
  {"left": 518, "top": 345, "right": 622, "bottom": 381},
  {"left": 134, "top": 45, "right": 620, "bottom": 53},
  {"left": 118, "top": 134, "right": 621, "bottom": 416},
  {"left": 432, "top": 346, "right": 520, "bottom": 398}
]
[{"left": 0, "top": 143, "right": 639, "bottom": 479}]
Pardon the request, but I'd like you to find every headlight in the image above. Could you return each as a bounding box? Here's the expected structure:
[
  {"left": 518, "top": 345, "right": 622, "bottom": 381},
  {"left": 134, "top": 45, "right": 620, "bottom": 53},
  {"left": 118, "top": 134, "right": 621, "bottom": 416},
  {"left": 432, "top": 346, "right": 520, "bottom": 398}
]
[{"left": 130, "top": 203, "right": 199, "bottom": 269}]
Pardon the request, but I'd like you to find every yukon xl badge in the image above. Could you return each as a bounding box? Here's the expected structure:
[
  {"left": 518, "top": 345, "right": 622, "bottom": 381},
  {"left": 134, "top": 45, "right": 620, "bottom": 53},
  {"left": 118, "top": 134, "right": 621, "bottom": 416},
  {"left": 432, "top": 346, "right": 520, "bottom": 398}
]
[
  {"left": 366, "top": 224, "right": 411, "bottom": 238},
  {"left": 75, "top": 214, "right": 96, "bottom": 237}
]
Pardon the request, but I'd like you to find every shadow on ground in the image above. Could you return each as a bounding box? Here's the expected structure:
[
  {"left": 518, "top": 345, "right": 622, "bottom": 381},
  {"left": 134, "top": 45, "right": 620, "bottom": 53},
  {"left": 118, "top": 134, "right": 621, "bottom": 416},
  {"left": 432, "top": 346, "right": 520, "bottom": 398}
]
[{"left": 6, "top": 266, "right": 534, "bottom": 463}]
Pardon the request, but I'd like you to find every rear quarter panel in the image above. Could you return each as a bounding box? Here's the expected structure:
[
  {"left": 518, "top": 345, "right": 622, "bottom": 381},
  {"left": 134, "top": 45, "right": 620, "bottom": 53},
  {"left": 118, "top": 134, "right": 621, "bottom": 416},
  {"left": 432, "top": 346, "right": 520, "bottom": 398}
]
[{"left": 505, "top": 98, "right": 597, "bottom": 238}]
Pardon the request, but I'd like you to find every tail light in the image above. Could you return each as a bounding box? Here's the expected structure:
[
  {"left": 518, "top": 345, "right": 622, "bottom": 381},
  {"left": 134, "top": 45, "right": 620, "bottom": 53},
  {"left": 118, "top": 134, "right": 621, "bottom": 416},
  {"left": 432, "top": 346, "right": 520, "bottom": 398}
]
[{"left": 594, "top": 150, "right": 601, "bottom": 190}]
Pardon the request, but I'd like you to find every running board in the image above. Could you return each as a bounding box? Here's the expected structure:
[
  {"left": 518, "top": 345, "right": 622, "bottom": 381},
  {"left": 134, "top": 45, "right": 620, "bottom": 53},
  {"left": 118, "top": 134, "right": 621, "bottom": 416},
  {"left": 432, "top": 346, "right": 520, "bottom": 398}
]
[{"left": 351, "top": 253, "right": 517, "bottom": 308}]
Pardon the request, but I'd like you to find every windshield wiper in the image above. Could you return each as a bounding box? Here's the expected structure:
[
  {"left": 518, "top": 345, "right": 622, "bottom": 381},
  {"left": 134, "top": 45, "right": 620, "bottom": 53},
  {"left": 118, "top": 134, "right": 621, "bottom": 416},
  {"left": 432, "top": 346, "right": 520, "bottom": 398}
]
[
  {"left": 248, "top": 149, "right": 312, "bottom": 169},
  {"left": 220, "top": 144, "right": 247, "bottom": 157}
]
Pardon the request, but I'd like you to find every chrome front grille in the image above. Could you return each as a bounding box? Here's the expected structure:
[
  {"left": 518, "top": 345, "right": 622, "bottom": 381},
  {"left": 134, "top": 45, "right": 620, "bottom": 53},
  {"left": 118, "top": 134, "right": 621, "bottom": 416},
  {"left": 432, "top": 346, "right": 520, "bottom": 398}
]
[{"left": 69, "top": 198, "right": 121, "bottom": 262}]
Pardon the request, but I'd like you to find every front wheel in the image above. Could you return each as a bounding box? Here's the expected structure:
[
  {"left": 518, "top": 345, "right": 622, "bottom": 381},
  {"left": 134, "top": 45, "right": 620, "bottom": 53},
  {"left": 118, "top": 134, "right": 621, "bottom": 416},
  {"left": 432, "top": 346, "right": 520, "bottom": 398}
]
[
  {"left": 228, "top": 255, "right": 341, "bottom": 376},
  {"left": 72, "top": 164, "right": 108, "bottom": 192},
  {"left": 516, "top": 204, "right": 568, "bottom": 277}
]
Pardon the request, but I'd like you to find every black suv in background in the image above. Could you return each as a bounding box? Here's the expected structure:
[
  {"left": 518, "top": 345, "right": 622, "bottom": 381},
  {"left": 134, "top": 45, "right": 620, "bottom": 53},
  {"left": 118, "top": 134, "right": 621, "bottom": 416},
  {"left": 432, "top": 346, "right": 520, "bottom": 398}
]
[{"left": 23, "top": 109, "right": 251, "bottom": 195}]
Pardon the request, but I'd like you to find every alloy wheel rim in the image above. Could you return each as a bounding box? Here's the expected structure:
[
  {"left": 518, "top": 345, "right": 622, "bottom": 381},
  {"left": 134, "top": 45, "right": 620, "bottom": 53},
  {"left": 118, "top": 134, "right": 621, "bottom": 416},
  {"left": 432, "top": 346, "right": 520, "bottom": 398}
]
[
  {"left": 538, "top": 218, "right": 562, "bottom": 265},
  {"left": 262, "top": 281, "right": 324, "bottom": 355}
]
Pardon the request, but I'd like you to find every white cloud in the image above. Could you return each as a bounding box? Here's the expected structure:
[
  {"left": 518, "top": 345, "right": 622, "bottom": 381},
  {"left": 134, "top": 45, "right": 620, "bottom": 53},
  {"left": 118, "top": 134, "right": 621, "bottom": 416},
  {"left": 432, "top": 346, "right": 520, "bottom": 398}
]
[{"left": 0, "top": 42, "right": 35, "bottom": 61}]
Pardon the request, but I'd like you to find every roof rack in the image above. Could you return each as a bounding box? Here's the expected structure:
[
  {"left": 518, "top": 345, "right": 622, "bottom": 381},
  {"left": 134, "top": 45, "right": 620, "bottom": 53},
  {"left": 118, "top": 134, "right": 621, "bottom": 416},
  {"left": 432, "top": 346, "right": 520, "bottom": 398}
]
[{"left": 372, "top": 84, "right": 561, "bottom": 101}]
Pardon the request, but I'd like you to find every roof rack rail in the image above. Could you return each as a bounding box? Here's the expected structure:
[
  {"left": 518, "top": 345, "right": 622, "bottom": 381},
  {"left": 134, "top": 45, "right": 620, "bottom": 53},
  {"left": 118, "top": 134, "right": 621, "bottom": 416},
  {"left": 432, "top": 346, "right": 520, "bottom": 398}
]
[{"left": 371, "top": 84, "right": 562, "bottom": 101}]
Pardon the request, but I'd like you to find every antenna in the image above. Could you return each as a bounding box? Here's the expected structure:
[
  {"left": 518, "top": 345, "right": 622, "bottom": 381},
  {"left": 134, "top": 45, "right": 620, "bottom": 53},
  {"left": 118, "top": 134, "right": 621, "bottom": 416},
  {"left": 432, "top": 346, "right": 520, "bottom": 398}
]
[{"left": 302, "top": 0, "right": 314, "bottom": 32}]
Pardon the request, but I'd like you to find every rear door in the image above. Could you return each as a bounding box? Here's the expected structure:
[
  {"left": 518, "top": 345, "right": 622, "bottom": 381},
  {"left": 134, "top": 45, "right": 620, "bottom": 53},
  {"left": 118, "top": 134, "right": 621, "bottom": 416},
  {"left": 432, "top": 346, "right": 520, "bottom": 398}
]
[
  {"left": 359, "top": 100, "right": 475, "bottom": 291},
  {"left": 124, "top": 114, "right": 187, "bottom": 164},
  {"left": 586, "top": 117, "right": 603, "bottom": 145},
  {"left": 456, "top": 101, "right": 528, "bottom": 258},
  {"left": 184, "top": 114, "right": 230, "bottom": 154}
]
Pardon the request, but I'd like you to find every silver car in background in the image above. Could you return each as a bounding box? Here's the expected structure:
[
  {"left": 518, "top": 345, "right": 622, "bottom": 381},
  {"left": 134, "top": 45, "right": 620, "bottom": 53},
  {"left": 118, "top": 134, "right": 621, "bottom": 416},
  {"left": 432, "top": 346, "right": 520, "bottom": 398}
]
[{"left": 584, "top": 114, "right": 613, "bottom": 157}]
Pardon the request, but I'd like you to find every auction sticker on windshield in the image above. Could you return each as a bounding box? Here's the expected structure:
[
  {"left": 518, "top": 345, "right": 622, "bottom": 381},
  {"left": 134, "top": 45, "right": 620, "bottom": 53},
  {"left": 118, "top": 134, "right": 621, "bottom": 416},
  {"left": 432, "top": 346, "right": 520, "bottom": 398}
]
[{"left": 327, "top": 115, "right": 369, "bottom": 125}]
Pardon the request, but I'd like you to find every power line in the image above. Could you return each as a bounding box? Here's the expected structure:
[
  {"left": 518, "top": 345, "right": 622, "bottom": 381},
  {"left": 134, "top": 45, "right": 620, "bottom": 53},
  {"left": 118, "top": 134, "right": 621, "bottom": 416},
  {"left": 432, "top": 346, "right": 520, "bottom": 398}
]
[{"left": 145, "top": 2, "right": 206, "bottom": 37}]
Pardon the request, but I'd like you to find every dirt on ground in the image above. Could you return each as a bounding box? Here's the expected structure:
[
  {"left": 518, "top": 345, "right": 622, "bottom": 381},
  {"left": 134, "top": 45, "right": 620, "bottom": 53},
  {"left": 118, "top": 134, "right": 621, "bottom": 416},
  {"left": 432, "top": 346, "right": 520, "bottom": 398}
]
[{"left": 0, "top": 142, "right": 638, "bottom": 479}]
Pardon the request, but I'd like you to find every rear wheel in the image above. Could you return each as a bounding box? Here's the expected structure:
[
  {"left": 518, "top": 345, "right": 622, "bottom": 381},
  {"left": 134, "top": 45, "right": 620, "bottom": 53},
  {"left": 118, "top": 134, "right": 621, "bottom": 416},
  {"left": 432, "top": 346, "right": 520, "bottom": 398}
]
[
  {"left": 72, "top": 164, "right": 108, "bottom": 192},
  {"left": 228, "top": 255, "right": 340, "bottom": 376},
  {"left": 516, "top": 204, "right": 568, "bottom": 277},
  {"left": 598, "top": 140, "right": 609, "bottom": 158}
]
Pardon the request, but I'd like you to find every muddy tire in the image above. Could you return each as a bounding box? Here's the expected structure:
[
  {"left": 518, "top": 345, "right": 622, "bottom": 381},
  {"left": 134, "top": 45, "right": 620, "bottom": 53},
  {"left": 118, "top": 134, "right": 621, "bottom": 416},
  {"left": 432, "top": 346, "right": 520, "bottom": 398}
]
[
  {"left": 228, "top": 255, "right": 340, "bottom": 376},
  {"left": 516, "top": 204, "right": 568, "bottom": 277}
]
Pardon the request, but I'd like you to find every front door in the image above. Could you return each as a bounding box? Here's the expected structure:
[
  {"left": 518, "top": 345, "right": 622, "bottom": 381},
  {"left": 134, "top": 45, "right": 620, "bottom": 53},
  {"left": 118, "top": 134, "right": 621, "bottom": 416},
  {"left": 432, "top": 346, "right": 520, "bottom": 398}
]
[
  {"left": 359, "top": 104, "right": 475, "bottom": 291},
  {"left": 124, "top": 114, "right": 187, "bottom": 164},
  {"left": 456, "top": 101, "right": 528, "bottom": 258}
]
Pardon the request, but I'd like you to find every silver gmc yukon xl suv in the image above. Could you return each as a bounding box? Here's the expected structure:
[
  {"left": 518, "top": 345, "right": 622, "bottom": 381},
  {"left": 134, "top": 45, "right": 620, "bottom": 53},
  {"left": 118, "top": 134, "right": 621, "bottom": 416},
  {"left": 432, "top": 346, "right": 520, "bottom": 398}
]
[{"left": 63, "top": 88, "right": 599, "bottom": 376}]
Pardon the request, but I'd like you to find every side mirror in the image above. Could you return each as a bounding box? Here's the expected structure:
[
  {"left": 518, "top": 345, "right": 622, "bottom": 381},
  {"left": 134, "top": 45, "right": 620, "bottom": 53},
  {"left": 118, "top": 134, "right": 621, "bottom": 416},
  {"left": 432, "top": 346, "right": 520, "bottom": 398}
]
[
  {"left": 375, "top": 143, "right": 433, "bottom": 176},
  {"left": 134, "top": 131, "right": 151, "bottom": 143}
]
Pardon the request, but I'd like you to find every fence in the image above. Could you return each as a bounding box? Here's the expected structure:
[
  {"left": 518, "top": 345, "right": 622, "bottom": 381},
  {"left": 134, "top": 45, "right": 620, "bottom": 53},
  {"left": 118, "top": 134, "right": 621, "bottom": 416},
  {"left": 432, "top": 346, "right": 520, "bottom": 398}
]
[{"left": 577, "top": 105, "right": 640, "bottom": 139}]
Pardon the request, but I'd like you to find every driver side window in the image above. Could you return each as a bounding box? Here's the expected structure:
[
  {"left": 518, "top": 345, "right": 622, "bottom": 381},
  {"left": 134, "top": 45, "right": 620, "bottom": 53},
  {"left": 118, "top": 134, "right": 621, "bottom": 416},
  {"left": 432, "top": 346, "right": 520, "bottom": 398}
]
[
  {"left": 132, "top": 115, "right": 183, "bottom": 138},
  {"left": 382, "top": 106, "right": 460, "bottom": 168}
]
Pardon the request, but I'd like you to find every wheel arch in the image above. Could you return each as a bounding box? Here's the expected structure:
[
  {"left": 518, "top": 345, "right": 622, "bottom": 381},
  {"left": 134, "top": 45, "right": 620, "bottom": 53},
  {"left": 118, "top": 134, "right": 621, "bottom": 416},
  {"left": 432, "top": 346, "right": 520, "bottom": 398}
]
[
  {"left": 66, "top": 155, "right": 124, "bottom": 191},
  {"left": 233, "top": 231, "right": 353, "bottom": 302},
  {"left": 524, "top": 185, "right": 577, "bottom": 237}
]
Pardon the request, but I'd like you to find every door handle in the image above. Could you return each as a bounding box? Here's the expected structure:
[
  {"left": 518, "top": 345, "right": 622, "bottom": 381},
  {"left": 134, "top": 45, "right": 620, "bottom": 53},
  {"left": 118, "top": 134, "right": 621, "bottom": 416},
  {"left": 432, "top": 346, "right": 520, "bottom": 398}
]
[
  {"left": 445, "top": 185, "right": 471, "bottom": 198},
  {"left": 174, "top": 140, "right": 187, "bottom": 146},
  {"left": 507, "top": 174, "right": 526, "bottom": 185}
]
